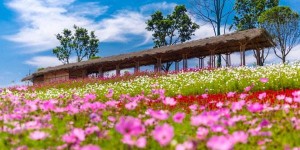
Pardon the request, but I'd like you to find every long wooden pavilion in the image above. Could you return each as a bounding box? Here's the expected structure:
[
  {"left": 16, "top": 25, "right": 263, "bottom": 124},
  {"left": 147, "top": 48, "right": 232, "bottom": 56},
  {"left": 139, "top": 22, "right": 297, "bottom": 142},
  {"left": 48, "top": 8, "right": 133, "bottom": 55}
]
[{"left": 22, "top": 28, "right": 274, "bottom": 84}]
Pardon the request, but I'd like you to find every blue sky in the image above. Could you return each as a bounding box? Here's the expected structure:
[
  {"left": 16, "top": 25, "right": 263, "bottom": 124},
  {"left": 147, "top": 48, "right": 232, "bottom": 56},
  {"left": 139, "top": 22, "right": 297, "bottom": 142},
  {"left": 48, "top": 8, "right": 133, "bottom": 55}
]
[{"left": 0, "top": 0, "right": 299, "bottom": 87}]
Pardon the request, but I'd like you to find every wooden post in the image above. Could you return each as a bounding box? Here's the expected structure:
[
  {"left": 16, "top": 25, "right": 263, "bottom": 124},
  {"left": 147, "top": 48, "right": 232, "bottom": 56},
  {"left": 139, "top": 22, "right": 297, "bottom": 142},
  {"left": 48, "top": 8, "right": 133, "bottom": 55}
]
[
  {"left": 116, "top": 65, "right": 120, "bottom": 76},
  {"left": 240, "top": 44, "right": 246, "bottom": 66},
  {"left": 182, "top": 54, "right": 188, "bottom": 70},
  {"left": 256, "top": 49, "right": 261, "bottom": 66},
  {"left": 98, "top": 67, "right": 104, "bottom": 78},
  {"left": 199, "top": 56, "right": 205, "bottom": 69},
  {"left": 156, "top": 57, "right": 162, "bottom": 73},
  {"left": 225, "top": 53, "right": 231, "bottom": 67},
  {"left": 175, "top": 61, "right": 179, "bottom": 72},
  {"left": 134, "top": 61, "right": 140, "bottom": 73},
  {"left": 82, "top": 70, "right": 87, "bottom": 78},
  {"left": 210, "top": 50, "right": 215, "bottom": 68}
]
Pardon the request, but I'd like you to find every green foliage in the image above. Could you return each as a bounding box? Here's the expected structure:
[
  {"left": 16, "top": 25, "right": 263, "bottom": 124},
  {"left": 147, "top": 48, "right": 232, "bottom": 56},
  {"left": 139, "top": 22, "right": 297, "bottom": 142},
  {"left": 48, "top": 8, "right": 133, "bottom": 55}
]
[
  {"left": 53, "top": 25, "right": 100, "bottom": 64},
  {"left": 37, "top": 68, "right": 44, "bottom": 71},
  {"left": 146, "top": 5, "right": 199, "bottom": 71},
  {"left": 146, "top": 5, "right": 199, "bottom": 48},
  {"left": 258, "top": 6, "right": 300, "bottom": 63},
  {"left": 233, "top": 0, "right": 278, "bottom": 30},
  {"left": 89, "top": 55, "right": 101, "bottom": 60},
  {"left": 53, "top": 29, "right": 73, "bottom": 64}
]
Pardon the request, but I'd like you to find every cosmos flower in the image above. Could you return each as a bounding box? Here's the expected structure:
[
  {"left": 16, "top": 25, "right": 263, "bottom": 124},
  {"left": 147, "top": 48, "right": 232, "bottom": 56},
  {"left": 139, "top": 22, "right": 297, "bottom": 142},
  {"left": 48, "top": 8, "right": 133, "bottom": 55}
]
[{"left": 152, "top": 123, "right": 174, "bottom": 146}]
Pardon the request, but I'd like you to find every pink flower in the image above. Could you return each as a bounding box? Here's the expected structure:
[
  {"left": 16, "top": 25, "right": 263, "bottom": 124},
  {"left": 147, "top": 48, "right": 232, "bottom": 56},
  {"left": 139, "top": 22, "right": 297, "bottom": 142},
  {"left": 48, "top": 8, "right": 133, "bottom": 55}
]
[
  {"left": 40, "top": 99, "right": 57, "bottom": 111},
  {"left": 216, "top": 102, "right": 223, "bottom": 108},
  {"left": 107, "top": 116, "right": 116, "bottom": 122},
  {"left": 80, "top": 145, "right": 101, "bottom": 150},
  {"left": 62, "top": 128, "right": 86, "bottom": 144},
  {"left": 227, "top": 92, "right": 236, "bottom": 98},
  {"left": 105, "top": 89, "right": 114, "bottom": 98},
  {"left": 122, "top": 135, "right": 147, "bottom": 148},
  {"left": 207, "top": 135, "right": 233, "bottom": 150},
  {"left": 240, "top": 93, "right": 248, "bottom": 99},
  {"left": 72, "top": 128, "right": 86, "bottom": 141},
  {"left": 248, "top": 103, "right": 264, "bottom": 113},
  {"left": 210, "top": 125, "right": 226, "bottom": 133},
  {"left": 276, "top": 95, "right": 285, "bottom": 100},
  {"left": 136, "top": 136, "right": 147, "bottom": 148},
  {"left": 84, "top": 94, "right": 97, "bottom": 102},
  {"left": 191, "top": 112, "right": 220, "bottom": 126},
  {"left": 244, "top": 85, "right": 253, "bottom": 92},
  {"left": 29, "top": 131, "right": 49, "bottom": 140},
  {"left": 125, "top": 101, "right": 138, "bottom": 110},
  {"left": 144, "top": 118, "right": 156, "bottom": 126},
  {"left": 285, "top": 97, "right": 293, "bottom": 103},
  {"left": 115, "top": 116, "right": 145, "bottom": 136},
  {"left": 231, "top": 131, "right": 248, "bottom": 144},
  {"left": 152, "top": 123, "right": 174, "bottom": 146},
  {"left": 163, "top": 97, "right": 177, "bottom": 106},
  {"left": 173, "top": 112, "right": 185, "bottom": 123},
  {"left": 260, "top": 119, "right": 270, "bottom": 127},
  {"left": 258, "top": 92, "right": 267, "bottom": 100},
  {"left": 260, "top": 78, "right": 269, "bottom": 83},
  {"left": 105, "top": 100, "right": 119, "bottom": 108},
  {"left": 16, "top": 86, "right": 27, "bottom": 91},
  {"left": 62, "top": 133, "right": 77, "bottom": 144},
  {"left": 189, "top": 104, "right": 198, "bottom": 111},
  {"left": 231, "top": 100, "right": 245, "bottom": 112},
  {"left": 149, "top": 109, "right": 169, "bottom": 120},
  {"left": 202, "top": 94, "right": 208, "bottom": 99},
  {"left": 89, "top": 113, "right": 102, "bottom": 123},
  {"left": 196, "top": 127, "right": 209, "bottom": 140},
  {"left": 176, "top": 141, "right": 194, "bottom": 150},
  {"left": 85, "top": 126, "right": 99, "bottom": 135}
]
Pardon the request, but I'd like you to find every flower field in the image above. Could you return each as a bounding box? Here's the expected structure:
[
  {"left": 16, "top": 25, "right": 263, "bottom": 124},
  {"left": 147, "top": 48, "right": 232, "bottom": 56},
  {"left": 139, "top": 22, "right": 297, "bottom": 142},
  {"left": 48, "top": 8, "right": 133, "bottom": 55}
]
[{"left": 1, "top": 62, "right": 300, "bottom": 149}]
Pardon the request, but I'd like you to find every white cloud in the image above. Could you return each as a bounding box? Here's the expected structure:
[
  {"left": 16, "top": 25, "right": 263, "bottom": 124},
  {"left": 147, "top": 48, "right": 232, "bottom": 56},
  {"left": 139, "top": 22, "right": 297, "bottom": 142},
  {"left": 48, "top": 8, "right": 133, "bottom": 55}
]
[
  {"left": 5, "top": 0, "right": 106, "bottom": 53},
  {"left": 25, "top": 56, "right": 76, "bottom": 68},
  {"left": 4, "top": 0, "right": 156, "bottom": 53},
  {"left": 140, "top": 2, "right": 177, "bottom": 13},
  {"left": 96, "top": 11, "right": 152, "bottom": 43}
]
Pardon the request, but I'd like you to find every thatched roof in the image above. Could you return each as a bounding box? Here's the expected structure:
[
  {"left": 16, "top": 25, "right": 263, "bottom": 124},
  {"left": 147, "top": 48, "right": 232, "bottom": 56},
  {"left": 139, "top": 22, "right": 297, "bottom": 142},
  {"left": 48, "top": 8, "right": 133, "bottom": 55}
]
[{"left": 22, "top": 28, "right": 274, "bottom": 82}]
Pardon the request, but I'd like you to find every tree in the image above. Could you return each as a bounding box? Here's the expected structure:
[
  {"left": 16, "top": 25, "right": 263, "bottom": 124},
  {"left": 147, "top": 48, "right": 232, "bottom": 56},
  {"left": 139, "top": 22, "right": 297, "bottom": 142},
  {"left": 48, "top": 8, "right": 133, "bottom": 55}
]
[
  {"left": 87, "top": 31, "right": 100, "bottom": 59},
  {"left": 53, "top": 25, "right": 100, "bottom": 64},
  {"left": 146, "top": 5, "right": 199, "bottom": 71},
  {"left": 233, "top": 0, "right": 278, "bottom": 66},
  {"left": 53, "top": 29, "right": 73, "bottom": 64},
  {"left": 233, "top": 0, "right": 278, "bottom": 30},
  {"left": 190, "top": 0, "right": 234, "bottom": 67},
  {"left": 258, "top": 6, "right": 300, "bottom": 63}
]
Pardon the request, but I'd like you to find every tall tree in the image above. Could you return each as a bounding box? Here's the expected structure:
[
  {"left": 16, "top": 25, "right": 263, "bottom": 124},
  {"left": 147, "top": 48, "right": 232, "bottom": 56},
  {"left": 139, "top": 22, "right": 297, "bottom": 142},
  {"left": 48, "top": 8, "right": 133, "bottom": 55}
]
[
  {"left": 190, "top": 0, "right": 234, "bottom": 67},
  {"left": 53, "top": 29, "right": 73, "bottom": 64},
  {"left": 73, "top": 25, "right": 90, "bottom": 62},
  {"left": 258, "top": 6, "right": 300, "bottom": 63},
  {"left": 53, "top": 25, "right": 100, "bottom": 63},
  {"left": 233, "top": 0, "right": 278, "bottom": 30},
  {"left": 146, "top": 5, "right": 199, "bottom": 71},
  {"left": 233, "top": 0, "right": 278, "bottom": 66},
  {"left": 87, "top": 31, "right": 99, "bottom": 59}
]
